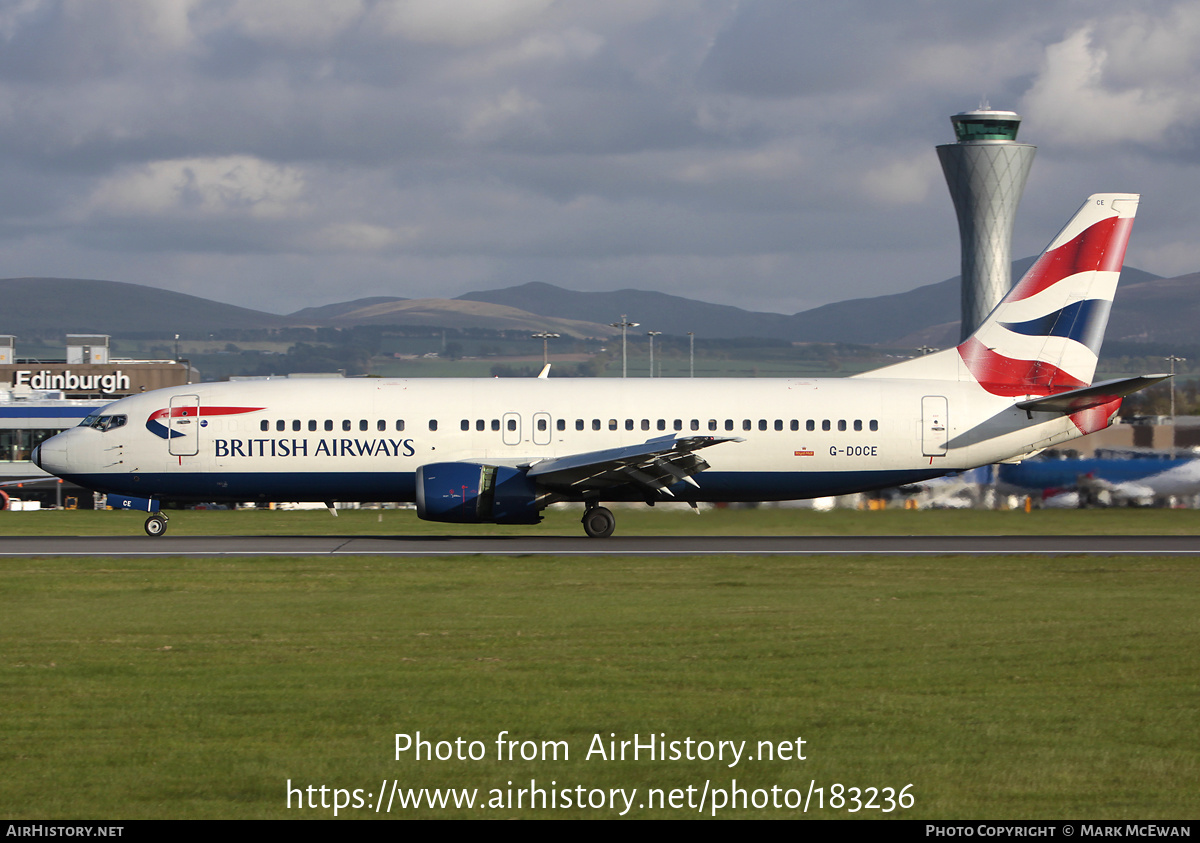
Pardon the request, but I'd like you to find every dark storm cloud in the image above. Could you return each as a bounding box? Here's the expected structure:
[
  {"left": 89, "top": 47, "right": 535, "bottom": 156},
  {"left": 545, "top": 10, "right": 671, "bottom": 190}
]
[{"left": 0, "top": 0, "right": 1197, "bottom": 316}]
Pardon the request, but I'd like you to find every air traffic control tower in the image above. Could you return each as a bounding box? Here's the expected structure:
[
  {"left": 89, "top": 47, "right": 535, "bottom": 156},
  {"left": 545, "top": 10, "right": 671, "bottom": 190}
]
[{"left": 937, "top": 108, "right": 1036, "bottom": 340}]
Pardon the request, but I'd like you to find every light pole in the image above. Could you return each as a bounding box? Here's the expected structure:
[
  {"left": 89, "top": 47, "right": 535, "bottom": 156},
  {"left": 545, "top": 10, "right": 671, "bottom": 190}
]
[
  {"left": 609, "top": 316, "right": 639, "bottom": 378},
  {"left": 647, "top": 331, "right": 661, "bottom": 377},
  {"left": 1166, "top": 355, "right": 1186, "bottom": 459},
  {"left": 531, "top": 332, "right": 558, "bottom": 368},
  {"left": 687, "top": 331, "right": 694, "bottom": 378}
]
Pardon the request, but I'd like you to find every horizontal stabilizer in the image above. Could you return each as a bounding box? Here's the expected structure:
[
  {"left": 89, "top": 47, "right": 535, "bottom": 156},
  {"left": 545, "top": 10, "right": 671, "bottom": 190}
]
[{"left": 1015, "top": 374, "right": 1170, "bottom": 414}]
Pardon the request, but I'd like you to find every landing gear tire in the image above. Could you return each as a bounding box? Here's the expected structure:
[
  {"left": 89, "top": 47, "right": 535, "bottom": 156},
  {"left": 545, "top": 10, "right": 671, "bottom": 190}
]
[
  {"left": 144, "top": 514, "right": 168, "bottom": 537},
  {"left": 581, "top": 506, "right": 615, "bottom": 539}
]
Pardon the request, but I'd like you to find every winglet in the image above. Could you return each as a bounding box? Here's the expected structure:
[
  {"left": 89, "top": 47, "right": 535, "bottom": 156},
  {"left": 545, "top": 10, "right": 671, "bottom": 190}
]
[{"left": 537, "top": 364, "right": 551, "bottom": 379}]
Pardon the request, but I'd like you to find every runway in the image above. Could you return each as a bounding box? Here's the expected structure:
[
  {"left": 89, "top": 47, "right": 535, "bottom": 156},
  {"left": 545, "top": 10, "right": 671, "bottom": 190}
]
[{"left": 2, "top": 534, "right": 1199, "bottom": 556}]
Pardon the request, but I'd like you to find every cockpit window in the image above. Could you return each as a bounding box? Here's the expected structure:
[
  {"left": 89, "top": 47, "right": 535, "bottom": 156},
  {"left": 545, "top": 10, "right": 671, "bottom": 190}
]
[{"left": 79, "top": 414, "right": 127, "bottom": 432}]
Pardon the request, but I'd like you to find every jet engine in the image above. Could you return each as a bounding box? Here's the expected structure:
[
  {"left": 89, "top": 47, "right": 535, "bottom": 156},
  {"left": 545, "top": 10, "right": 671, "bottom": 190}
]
[{"left": 415, "top": 462, "right": 542, "bottom": 524}]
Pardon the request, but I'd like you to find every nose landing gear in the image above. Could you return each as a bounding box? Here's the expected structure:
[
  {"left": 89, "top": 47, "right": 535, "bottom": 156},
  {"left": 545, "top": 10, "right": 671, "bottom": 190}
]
[{"left": 144, "top": 513, "right": 169, "bottom": 537}]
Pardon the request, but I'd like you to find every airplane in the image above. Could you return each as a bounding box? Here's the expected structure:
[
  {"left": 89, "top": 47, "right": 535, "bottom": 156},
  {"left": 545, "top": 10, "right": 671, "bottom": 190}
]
[
  {"left": 31, "top": 193, "right": 1168, "bottom": 538},
  {"left": 997, "top": 448, "right": 1200, "bottom": 507}
]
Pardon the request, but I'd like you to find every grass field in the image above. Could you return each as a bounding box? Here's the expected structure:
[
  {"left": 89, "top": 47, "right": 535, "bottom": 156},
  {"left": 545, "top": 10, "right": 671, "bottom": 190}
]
[
  {"left": 1, "top": 509, "right": 1198, "bottom": 819},
  {"left": 2, "top": 505, "right": 1200, "bottom": 537}
]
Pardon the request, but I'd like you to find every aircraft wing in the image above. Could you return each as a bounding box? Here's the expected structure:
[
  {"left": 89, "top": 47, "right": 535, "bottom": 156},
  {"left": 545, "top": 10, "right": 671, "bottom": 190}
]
[
  {"left": 0, "top": 476, "right": 61, "bottom": 488},
  {"left": 527, "top": 434, "right": 742, "bottom": 498}
]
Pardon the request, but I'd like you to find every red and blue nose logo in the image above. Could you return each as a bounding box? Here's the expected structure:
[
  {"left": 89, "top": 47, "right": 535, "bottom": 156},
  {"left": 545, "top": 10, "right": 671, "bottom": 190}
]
[{"left": 146, "top": 406, "right": 264, "bottom": 439}]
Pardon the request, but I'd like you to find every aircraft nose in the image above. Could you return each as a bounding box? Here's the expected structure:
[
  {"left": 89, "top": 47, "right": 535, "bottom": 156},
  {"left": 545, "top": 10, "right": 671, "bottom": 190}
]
[{"left": 31, "top": 435, "right": 70, "bottom": 475}]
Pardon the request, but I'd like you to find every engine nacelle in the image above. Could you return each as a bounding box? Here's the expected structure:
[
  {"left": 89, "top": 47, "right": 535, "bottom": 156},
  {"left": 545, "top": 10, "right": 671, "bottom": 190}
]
[{"left": 415, "top": 462, "right": 542, "bottom": 524}]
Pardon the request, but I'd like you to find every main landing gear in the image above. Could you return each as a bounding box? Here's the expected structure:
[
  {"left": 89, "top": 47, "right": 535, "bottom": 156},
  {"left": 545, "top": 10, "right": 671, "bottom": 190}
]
[
  {"left": 144, "top": 513, "right": 169, "bottom": 537},
  {"left": 581, "top": 503, "right": 615, "bottom": 539}
]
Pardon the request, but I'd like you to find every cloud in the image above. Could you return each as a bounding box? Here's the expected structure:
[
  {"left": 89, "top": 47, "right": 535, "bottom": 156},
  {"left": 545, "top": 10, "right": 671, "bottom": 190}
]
[
  {"left": 1022, "top": 26, "right": 1181, "bottom": 147},
  {"left": 370, "top": 0, "right": 560, "bottom": 47},
  {"left": 211, "top": 0, "right": 366, "bottom": 48},
  {"left": 82, "top": 155, "right": 309, "bottom": 220},
  {"left": 1, "top": 1, "right": 1199, "bottom": 316}
]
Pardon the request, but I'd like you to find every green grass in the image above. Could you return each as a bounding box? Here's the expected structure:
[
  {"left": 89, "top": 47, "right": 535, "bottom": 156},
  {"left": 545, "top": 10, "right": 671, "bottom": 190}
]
[
  {"left": 1, "top": 505, "right": 1199, "bottom": 537},
  {"left": 1, "top": 553, "right": 1198, "bottom": 819}
]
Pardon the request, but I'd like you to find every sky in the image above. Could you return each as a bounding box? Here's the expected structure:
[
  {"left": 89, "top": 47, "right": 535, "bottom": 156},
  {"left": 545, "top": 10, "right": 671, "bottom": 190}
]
[{"left": 1, "top": 0, "right": 1198, "bottom": 318}]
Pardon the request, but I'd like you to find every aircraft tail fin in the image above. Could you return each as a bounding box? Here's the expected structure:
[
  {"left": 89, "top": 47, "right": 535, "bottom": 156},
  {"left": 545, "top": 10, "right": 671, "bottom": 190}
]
[{"left": 860, "top": 193, "right": 1139, "bottom": 393}]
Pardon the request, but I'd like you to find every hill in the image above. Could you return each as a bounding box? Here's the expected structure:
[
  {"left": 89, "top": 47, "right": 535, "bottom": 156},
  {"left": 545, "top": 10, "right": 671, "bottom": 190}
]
[
  {"left": 0, "top": 277, "right": 284, "bottom": 335},
  {"left": 458, "top": 260, "right": 1165, "bottom": 345},
  {"left": 292, "top": 297, "right": 616, "bottom": 338},
  {"left": 0, "top": 264, "right": 1178, "bottom": 347}
]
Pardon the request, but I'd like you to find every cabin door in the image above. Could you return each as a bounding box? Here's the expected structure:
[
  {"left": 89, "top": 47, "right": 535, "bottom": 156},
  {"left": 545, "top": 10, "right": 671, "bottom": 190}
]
[
  {"left": 921, "top": 396, "right": 948, "bottom": 457},
  {"left": 168, "top": 394, "right": 201, "bottom": 457}
]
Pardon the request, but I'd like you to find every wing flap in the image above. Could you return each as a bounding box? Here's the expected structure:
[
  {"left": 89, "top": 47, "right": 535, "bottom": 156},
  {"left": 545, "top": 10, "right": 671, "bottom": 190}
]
[{"left": 528, "top": 434, "right": 741, "bottom": 498}]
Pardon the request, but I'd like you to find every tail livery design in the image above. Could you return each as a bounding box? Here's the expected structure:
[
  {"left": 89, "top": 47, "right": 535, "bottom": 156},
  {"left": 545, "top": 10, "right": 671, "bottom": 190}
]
[
  {"left": 960, "top": 193, "right": 1138, "bottom": 397},
  {"left": 863, "top": 193, "right": 1140, "bottom": 405}
]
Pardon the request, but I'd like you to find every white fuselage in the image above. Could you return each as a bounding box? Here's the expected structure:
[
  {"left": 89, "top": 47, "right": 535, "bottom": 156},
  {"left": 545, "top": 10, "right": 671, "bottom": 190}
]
[{"left": 34, "top": 375, "right": 1092, "bottom": 505}]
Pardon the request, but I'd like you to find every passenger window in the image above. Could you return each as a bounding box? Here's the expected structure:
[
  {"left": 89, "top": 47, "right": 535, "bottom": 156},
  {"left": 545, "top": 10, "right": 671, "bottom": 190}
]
[
  {"left": 343, "top": 420, "right": 351, "bottom": 431},
  {"left": 838, "top": 420, "right": 847, "bottom": 432},
  {"left": 641, "top": 419, "right": 650, "bottom": 431},
  {"left": 576, "top": 420, "right": 584, "bottom": 431},
  {"left": 325, "top": 420, "right": 334, "bottom": 431},
  {"left": 309, "top": 420, "right": 317, "bottom": 431},
  {"left": 822, "top": 420, "right": 831, "bottom": 431},
  {"left": 625, "top": 419, "right": 634, "bottom": 431},
  {"left": 774, "top": 420, "right": 783, "bottom": 431},
  {"left": 378, "top": 420, "right": 387, "bottom": 432},
  {"left": 395, "top": 420, "right": 405, "bottom": 432},
  {"left": 691, "top": 420, "right": 700, "bottom": 431},
  {"left": 556, "top": 419, "right": 565, "bottom": 431},
  {"left": 708, "top": 420, "right": 717, "bottom": 431},
  {"left": 276, "top": 420, "right": 285, "bottom": 432},
  {"left": 790, "top": 420, "right": 799, "bottom": 431},
  {"left": 538, "top": 419, "right": 548, "bottom": 431},
  {"left": 657, "top": 420, "right": 666, "bottom": 431},
  {"left": 743, "top": 420, "right": 752, "bottom": 431},
  {"left": 673, "top": 420, "right": 682, "bottom": 431},
  {"left": 429, "top": 420, "right": 438, "bottom": 431},
  {"left": 292, "top": 420, "right": 301, "bottom": 431},
  {"left": 359, "top": 420, "right": 368, "bottom": 431},
  {"left": 807, "top": 420, "right": 815, "bottom": 431},
  {"left": 758, "top": 420, "right": 767, "bottom": 431},
  {"left": 492, "top": 420, "right": 500, "bottom": 431},
  {"left": 461, "top": 420, "right": 470, "bottom": 431},
  {"left": 507, "top": 419, "right": 517, "bottom": 431},
  {"left": 261, "top": 420, "right": 269, "bottom": 432},
  {"left": 725, "top": 420, "right": 734, "bottom": 431},
  {"left": 870, "top": 420, "right": 879, "bottom": 432},
  {"left": 477, "top": 420, "right": 486, "bottom": 431},
  {"left": 854, "top": 420, "right": 863, "bottom": 432},
  {"left": 593, "top": 420, "right": 601, "bottom": 431}
]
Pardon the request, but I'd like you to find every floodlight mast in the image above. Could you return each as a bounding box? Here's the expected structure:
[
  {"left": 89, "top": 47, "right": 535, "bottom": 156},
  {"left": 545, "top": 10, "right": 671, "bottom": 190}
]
[
  {"left": 1166, "top": 354, "right": 1187, "bottom": 459},
  {"left": 609, "top": 316, "right": 639, "bottom": 378},
  {"left": 531, "top": 332, "right": 559, "bottom": 368}
]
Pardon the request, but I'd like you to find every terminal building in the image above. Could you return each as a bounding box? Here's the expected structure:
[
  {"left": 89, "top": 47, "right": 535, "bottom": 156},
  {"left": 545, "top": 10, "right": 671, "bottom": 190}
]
[{"left": 0, "top": 335, "right": 194, "bottom": 505}]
